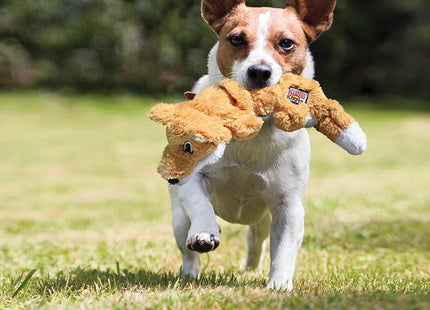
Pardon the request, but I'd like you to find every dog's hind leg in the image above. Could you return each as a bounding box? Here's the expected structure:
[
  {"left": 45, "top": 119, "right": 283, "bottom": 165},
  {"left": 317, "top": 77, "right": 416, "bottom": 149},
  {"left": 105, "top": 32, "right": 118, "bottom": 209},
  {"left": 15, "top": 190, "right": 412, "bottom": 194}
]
[
  {"left": 169, "top": 185, "right": 200, "bottom": 278},
  {"left": 246, "top": 211, "right": 271, "bottom": 270}
]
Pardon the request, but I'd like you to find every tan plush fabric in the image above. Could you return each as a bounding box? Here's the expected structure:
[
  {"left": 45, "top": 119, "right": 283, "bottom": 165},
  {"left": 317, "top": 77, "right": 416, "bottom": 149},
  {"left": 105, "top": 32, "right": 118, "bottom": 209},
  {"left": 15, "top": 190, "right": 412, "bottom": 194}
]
[{"left": 148, "top": 73, "right": 357, "bottom": 180}]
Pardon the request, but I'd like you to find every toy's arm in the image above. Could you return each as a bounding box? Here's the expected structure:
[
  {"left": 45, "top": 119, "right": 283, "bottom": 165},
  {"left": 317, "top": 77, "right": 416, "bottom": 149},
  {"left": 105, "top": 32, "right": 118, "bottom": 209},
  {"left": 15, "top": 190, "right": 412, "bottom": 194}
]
[
  {"left": 275, "top": 73, "right": 367, "bottom": 155},
  {"left": 309, "top": 97, "right": 367, "bottom": 155}
]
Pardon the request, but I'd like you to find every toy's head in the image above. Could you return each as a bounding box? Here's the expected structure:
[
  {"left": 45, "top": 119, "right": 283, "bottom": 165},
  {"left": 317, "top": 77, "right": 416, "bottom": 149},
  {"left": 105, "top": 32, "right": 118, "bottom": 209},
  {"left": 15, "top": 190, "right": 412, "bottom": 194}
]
[
  {"left": 156, "top": 130, "right": 226, "bottom": 185},
  {"left": 147, "top": 102, "right": 231, "bottom": 185}
]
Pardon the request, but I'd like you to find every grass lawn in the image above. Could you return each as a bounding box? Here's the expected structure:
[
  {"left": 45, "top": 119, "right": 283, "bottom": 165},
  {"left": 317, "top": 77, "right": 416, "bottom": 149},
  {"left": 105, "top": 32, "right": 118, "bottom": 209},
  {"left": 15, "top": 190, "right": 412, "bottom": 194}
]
[{"left": 0, "top": 91, "right": 428, "bottom": 309}]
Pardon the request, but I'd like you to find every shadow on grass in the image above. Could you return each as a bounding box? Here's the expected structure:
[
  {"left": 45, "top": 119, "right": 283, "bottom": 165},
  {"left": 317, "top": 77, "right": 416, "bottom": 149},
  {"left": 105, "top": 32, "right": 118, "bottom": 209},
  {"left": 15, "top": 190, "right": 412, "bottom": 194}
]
[{"left": 35, "top": 267, "right": 267, "bottom": 297}]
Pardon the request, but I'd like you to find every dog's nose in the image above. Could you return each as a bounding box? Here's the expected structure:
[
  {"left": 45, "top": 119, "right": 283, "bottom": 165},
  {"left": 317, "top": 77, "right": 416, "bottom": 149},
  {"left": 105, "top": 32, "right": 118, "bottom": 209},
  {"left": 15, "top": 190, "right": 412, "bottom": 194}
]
[
  {"left": 168, "top": 178, "right": 179, "bottom": 185},
  {"left": 247, "top": 64, "right": 272, "bottom": 88}
]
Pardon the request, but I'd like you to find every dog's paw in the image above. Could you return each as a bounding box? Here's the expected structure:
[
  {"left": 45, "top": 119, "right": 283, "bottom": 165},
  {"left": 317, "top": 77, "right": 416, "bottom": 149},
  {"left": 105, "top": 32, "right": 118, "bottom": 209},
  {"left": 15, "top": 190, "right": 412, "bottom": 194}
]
[
  {"left": 187, "top": 233, "right": 220, "bottom": 253},
  {"left": 267, "top": 279, "right": 293, "bottom": 292}
]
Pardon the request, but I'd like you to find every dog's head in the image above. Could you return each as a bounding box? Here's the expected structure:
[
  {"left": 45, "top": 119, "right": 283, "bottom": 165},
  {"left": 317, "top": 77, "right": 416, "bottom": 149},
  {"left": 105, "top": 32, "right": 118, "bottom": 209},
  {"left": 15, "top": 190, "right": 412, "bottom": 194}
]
[
  {"left": 202, "top": 0, "right": 336, "bottom": 88},
  {"left": 147, "top": 102, "right": 230, "bottom": 185}
]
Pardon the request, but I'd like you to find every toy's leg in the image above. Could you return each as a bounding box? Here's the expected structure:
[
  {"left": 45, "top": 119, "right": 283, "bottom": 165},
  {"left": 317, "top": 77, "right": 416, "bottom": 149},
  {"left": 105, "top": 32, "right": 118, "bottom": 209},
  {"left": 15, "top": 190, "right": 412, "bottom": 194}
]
[
  {"left": 246, "top": 211, "right": 271, "bottom": 270},
  {"left": 230, "top": 114, "right": 263, "bottom": 141},
  {"left": 169, "top": 185, "right": 200, "bottom": 277},
  {"left": 274, "top": 103, "right": 309, "bottom": 132},
  {"left": 267, "top": 197, "right": 305, "bottom": 291}
]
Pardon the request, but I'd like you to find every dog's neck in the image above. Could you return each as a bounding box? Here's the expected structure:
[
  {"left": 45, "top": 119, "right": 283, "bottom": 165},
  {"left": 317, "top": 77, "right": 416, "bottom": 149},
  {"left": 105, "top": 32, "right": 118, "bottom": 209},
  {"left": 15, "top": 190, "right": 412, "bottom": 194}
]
[{"left": 207, "top": 42, "right": 224, "bottom": 86}]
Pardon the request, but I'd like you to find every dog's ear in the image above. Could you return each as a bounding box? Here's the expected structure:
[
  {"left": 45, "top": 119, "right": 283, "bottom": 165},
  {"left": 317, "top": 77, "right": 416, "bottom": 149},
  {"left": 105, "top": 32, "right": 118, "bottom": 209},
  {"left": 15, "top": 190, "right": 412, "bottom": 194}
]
[
  {"left": 286, "top": 0, "right": 336, "bottom": 42},
  {"left": 202, "top": 0, "right": 245, "bottom": 33},
  {"left": 147, "top": 103, "right": 175, "bottom": 126}
]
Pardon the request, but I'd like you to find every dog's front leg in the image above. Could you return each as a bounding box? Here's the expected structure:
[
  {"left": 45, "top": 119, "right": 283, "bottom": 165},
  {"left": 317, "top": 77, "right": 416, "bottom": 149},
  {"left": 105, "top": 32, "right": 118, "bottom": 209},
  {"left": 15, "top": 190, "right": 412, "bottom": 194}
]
[
  {"left": 169, "top": 176, "right": 220, "bottom": 277},
  {"left": 267, "top": 198, "right": 305, "bottom": 291},
  {"left": 170, "top": 185, "right": 200, "bottom": 277}
]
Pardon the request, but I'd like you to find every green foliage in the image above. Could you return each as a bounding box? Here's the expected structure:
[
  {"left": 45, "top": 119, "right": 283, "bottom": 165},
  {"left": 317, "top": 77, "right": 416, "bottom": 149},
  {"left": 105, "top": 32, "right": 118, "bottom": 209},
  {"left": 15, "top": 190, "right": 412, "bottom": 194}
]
[
  {"left": 0, "top": 92, "right": 429, "bottom": 309},
  {"left": 312, "top": 0, "right": 430, "bottom": 98},
  {"left": 0, "top": 1, "right": 429, "bottom": 97},
  {"left": 0, "top": 0, "right": 215, "bottom": 93}
]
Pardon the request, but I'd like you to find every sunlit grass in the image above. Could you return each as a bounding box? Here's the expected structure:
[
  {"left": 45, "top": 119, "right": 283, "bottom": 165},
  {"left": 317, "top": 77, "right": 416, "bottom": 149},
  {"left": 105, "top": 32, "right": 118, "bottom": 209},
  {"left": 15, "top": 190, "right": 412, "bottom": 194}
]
[{"left": 0, "top": 91, "right": 428, "bottom": 309}]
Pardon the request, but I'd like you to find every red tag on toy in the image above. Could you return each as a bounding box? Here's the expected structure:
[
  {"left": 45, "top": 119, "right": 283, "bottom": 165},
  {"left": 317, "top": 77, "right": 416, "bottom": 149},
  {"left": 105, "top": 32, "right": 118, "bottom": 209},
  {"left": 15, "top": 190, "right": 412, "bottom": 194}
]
[
  {"left": 184, "top": 91, "right": 196, "bottom": 100},
  {"left": 287, "top": 87, "right": 309, "bottom": 104}
]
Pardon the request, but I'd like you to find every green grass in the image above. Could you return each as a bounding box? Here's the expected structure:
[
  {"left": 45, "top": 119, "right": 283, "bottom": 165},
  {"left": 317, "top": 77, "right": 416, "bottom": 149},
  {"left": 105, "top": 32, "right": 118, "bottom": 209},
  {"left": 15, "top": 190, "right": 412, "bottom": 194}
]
[{"left": 0, "top": 91, "right": 428, "bottom": 309}]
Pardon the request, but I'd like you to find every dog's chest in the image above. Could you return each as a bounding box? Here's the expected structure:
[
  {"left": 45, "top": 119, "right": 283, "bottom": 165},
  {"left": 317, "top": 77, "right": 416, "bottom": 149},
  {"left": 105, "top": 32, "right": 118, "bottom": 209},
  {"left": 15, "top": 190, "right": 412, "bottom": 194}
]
[{"left": 201, "top": 120, "right": 292, "bottom": 224}]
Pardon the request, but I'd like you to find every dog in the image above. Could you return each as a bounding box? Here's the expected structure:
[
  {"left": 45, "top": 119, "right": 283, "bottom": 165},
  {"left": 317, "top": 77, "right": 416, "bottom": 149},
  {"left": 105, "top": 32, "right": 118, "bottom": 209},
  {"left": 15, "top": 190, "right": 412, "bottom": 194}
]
[{"left": 168, "top": 0, "right": 337, "bottom": 291}]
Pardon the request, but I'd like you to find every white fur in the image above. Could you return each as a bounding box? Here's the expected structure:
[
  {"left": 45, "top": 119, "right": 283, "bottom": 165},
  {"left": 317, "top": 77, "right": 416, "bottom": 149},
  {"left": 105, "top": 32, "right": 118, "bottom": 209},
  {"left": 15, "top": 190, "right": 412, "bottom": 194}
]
[
  {"left": 335, "top": 122, "right": 367, "bottom": 155},
  {"left": 176, "top": 8, "right": 317, "bottom": 293},
  {"left": 177, "top": 142, "right": 226, "bottom": 186},
  {"left": 192, "top": 43, "right": 222, "bottom": 93},
  {"left": 302, "top": 50, "right": 315, "bottom": 80},
  {"left": 232, "top": 12, "right": 284, "bottom": 88}
]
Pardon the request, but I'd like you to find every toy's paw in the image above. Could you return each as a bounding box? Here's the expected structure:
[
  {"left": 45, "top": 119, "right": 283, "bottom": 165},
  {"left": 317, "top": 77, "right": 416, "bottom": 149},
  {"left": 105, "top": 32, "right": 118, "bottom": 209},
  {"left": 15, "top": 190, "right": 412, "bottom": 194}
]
[
  {"left": 187, "top": 233, "right": 220, "bottom": 253},
  {"left": 335, "top": 122, "right": 367, "bottom": 155}
]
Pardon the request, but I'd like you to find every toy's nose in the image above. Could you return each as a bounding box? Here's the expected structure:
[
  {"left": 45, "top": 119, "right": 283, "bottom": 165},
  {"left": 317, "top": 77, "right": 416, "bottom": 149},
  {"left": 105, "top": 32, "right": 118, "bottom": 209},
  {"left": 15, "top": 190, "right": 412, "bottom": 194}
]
[{"left": 168, "top": 178, "right": 179, "bottom": 185}]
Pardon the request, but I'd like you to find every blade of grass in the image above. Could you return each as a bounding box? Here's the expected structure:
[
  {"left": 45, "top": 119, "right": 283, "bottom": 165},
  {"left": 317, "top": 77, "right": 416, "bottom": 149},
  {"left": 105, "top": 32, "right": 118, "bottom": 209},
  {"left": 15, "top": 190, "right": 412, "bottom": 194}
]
[
  {"left": 12, "top": 268, "right": 37, "bottom": 298},
  {"left": 116, "top": 261, "right": 121, "bottom": 277}
]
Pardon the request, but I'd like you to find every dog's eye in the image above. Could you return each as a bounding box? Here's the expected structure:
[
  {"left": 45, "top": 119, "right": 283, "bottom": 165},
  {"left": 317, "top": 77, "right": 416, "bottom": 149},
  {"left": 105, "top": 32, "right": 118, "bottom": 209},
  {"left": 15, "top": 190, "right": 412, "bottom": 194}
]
[
  {"left": 183, "top": 141, "right": 194, "bottom": 154},
  {"left": 279, "top": 39, "right": 295, "bottom": 51},
  {"left": 228, "top": 35, "right": 247, "bottom": 47}
]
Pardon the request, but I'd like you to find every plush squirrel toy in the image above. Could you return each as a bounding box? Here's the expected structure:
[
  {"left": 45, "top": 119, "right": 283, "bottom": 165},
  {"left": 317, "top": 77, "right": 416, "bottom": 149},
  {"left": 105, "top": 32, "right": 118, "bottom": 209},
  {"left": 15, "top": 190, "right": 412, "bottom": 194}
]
[{"left": 148, "top": 73, "right": 367, "bottom": 183}]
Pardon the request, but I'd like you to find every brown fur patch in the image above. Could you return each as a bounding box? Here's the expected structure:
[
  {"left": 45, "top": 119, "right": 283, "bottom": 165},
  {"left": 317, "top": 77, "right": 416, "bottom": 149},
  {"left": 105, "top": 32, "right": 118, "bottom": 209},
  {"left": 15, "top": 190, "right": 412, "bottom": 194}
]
[{"left": 216, "top": 5, "right": 308, "bottom": 77}]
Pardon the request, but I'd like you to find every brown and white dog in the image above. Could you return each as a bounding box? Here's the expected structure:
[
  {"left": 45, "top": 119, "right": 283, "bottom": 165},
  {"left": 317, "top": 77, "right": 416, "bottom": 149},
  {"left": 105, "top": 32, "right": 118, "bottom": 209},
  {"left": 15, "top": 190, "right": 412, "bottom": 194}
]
[{"left": 169, "top": 0, "right": 337, "bottom": 291}]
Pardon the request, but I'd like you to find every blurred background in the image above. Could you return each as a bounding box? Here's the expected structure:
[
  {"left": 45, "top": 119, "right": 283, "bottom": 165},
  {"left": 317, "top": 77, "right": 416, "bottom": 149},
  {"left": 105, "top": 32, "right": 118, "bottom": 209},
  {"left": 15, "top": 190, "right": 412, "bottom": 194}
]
[{"left": 0, "top": 0, "right": 429, "bottom": 99}]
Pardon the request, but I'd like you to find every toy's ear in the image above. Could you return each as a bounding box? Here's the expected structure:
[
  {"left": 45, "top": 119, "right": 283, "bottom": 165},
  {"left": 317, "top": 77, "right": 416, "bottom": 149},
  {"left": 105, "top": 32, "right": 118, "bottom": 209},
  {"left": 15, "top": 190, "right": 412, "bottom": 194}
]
[
  {"left": 147, "top": 103, "right": 175, "bottom": 125},
  {"left": 183, "top": 111, "right": 232, "bottom": 144},
  {"left": 286, "top": 0, "right": 336, "bottom": 42}
]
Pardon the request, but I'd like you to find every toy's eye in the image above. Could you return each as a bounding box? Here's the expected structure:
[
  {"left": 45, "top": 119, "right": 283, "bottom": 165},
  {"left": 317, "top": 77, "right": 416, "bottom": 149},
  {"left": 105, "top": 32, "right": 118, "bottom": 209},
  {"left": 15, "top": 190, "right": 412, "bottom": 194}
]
[
  {"left": 228, "top": 35, "right": 247, "bottom": 47},
  {"left": 183, "top": 141, "right": 194, "bottom": 154},
  {"left": 279, "top": 39, "right": 295, "bottom": 51}
]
